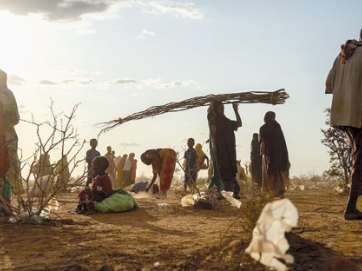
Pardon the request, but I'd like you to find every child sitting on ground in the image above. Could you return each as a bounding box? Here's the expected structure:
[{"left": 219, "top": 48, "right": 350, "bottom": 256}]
[{"left": 73, "top": 156, "right": 113, "bottom": 215}]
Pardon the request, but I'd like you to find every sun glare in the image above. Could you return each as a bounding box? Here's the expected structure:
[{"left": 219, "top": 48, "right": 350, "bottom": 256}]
[{"left": 0, "top": 11, "right": 45, "bottom": 74}]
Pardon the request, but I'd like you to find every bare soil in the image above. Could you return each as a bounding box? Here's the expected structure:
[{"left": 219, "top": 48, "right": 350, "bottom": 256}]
[{"left": 1, "top": 189, "right": 362, "bottom": 271}]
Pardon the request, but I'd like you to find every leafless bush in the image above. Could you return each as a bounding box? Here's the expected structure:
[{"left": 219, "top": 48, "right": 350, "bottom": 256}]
[{"left": 14, "top": 100, "right": 87, "bottom": 218}]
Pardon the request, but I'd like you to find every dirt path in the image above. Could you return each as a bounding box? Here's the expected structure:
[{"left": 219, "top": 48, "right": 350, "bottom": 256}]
[{"left": 1, "top": 189, "right": 362, "bottom": 270}]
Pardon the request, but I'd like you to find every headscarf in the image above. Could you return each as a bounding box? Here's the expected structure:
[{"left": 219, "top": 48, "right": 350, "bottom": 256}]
[
  {"left": 339, "top": 39, "right": 362, "bottom": 65},
  {"left": 260, "top": 111, "right": 289, "bottom": 173}
]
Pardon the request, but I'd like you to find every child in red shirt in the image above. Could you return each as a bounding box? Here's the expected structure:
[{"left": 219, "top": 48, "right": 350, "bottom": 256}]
[{"left": 75, "top": 156, "right": 113, "bottom": 215}]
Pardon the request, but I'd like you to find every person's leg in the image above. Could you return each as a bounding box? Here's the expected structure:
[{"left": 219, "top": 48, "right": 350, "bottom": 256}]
[
  {"left": 232, "top": 178, "right": 241, "bottom": 199},
  {"left": 344, "top": 126, "right": 362, "bottom": 220},
  {"left": 85, "top": 202, "right": 96, "bottom": 215}
]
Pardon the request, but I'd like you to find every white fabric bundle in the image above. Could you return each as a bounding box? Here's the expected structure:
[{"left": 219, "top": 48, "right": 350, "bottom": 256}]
[{"left": 245, "top": 198, "right": 298, "bottom": 271}]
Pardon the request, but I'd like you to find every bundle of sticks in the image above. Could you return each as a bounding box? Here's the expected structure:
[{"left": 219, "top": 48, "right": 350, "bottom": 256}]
[{"left": 97, "top": 88, "right": 289, "bottom": 134}]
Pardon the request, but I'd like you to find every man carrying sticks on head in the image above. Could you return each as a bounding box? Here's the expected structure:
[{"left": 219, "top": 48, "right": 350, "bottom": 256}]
[{"left": 326, "top": 29, "right": 362, "bottom": 220}]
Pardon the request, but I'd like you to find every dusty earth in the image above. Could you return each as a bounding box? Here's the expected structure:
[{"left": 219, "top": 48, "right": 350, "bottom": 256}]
[{"left": 1, "top": 189, "right": 362, "bottom": 271}]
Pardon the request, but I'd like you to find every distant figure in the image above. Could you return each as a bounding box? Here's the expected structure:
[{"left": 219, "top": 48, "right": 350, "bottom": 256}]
[
  {"left": 207, "top": 101, "right": 242, "bottom": 199},
  {"left": 105, "top": 146, "right": 116, "bottom": 188},
  {"left": 73, "top": 156, "right": 113, "bottom": 215},
  {"left": 259, "top": 111, "right": 290, "bottom": 198},
  {"left": 326, "top": 30, "right": 362, "bottom": 220},
  {"left": 54, "top": 155, "right": 71, "bottom": 188},
  {"left": 183, "top": 138, "right": 198, "bottom": 192},
  {"left": 236, "top": 160, "right": 248, "bottom": 197},
  {"left": 141, "top": 148, "right": 177, "bottom": 197},
  {"left": 0, "top": 69, "right": 24, "bottom": 205},
  {"left": 250, "top": 133, "right": 262, "bottom": 187},
  {"left": 131, "top": 159, "right": 137, "bottom": 184},
  {"left": 30, "top": 153, "right": 53, "bottom": 178},
  {"left": 121, "top": 153, "right": 136, "bottom": 188},
  {"left": 116, "top": 154, "right": 127, "bottom": 188},
  {"left": 85, "top": 139, "right": 100, "bottom": 187},
  {"left": 195, "top": 143, "right": 209, "bottom": 171}
]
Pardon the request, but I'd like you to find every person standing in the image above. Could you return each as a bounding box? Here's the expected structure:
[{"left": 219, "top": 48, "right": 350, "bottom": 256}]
[
  {"left": 116, "top": 154, "right": 127, "bottom": 188},
  {"left": 195, "top": 143, "right": 209, "bottom": 171},
  {"left": 183, "top": 138, "right": 198, "bottom": 192},
  {"left": 85, "top": 139, "right": 100, "bottom": 187},
  {"left": 259, "top": 111, "right": 290, "bottom": 198},
  {"left": 0, "top": 69, "right": 24, "bottom": 209},
  {"left": 207, "top": 101, "right": 242, "bottom": 199},
  {"left": 325, "top": 30, "right": 362, "bottom": 220},
  {"left": 121, "top": 153, "right": 136, "bottom": 188},
  {"left": 250, "top": 133, "right": 262, "bottom": 187},
  {"left": 104, "top": 146, "right": 116, "bottom": 188}
]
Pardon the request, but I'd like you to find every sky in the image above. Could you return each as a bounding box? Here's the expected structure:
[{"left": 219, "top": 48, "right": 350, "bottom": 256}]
[{"left": 1, "top": 0, "right": 361, "bottom": 180}]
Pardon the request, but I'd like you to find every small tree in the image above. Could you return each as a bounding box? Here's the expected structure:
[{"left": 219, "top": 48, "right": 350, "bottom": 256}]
[
  {"left": 321, "top": 108, "right": 352, "bottom": 191},
  {"left": 0, "top": 100, "right": 87, "bottom": 218}
]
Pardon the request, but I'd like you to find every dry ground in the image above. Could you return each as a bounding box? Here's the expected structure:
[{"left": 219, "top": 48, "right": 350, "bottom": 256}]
[{"left": 1, "top": 189, "right": 362, "bottom": 271}]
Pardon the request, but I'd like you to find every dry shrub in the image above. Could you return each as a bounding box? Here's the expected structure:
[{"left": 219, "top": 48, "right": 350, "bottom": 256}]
[{"left": 239, "top": 192, "right": 274, "bottom": 235}]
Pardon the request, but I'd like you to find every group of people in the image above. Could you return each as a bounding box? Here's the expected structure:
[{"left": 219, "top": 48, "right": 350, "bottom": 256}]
[
  {"left": 2, "top": 29, "right": 362, "bottom": 221},
  {"left": 205, "top": 100, "right": 290, "bottom": 200},
  {"left": 85, "top": 140, "right": 138, "bottom": 190}
]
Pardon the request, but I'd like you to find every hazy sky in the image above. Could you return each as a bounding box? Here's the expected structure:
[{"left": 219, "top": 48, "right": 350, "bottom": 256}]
[{"left": 1, "top": 0, "right": 361, "bottom": 179}]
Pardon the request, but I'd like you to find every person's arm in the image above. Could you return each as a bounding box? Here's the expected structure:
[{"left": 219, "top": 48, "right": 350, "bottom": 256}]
[
  {"left": 145, "top": 171, "right": 158, "bottom": 192},
  {"left": 205, "top": 155, "right": 210, "bottom": 169},
  {"left": 325, "top": 57, "right": 338, "bottom": 94},
  {"left": 148, "top": 153, "right": 162, "bottom": 173},
  {"left": 85, "top": 150, "right": 93, "bottom": 164},
  {"left": 94, "top": 175, "right": 113, "bottom": 196},
  {"left": 232, "top": 103, "right": 242, "bottom": 128}
]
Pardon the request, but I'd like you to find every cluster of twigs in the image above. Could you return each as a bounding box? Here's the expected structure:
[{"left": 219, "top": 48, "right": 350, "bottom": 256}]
[
  {"left": 97, "top": 89, "right": 288, "bottom": 133},
  {"left": 3, "top": 100, "right": 88, "bottom": 219}
]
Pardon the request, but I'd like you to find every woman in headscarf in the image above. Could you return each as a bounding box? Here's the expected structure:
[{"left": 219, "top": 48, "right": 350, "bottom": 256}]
[
  {"left": 141, "top": 148, "right": 176, "bottom": 197},
  {"left": 259, "top": 111, "right": 290, "bottom": 198},
  {"left": 207, "top": 101, "right": 242, "bottom": 198}
]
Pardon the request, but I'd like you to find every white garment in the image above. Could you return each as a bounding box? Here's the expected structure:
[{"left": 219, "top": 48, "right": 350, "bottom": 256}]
[{"left": 123, "top": 158, "right": 132, "bottom": 171}]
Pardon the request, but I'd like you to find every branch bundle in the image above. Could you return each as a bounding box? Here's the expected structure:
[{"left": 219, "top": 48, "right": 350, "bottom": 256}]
[{"left": 97, "top": 88, "right": 289, "bottom": 134}]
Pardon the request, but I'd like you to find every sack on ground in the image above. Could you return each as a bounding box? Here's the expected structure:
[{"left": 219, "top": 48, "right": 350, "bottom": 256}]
[{"left": 94, "top": 188, "right": 138, "bottom": 213}]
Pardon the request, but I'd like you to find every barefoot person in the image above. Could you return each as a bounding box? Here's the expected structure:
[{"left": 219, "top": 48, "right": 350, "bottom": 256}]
[
  {"left": 140, "top": 148, "right": 176, "bottom": 197},
  {"left": 326, "top": 29, "right": 362, "bottom": 220}
]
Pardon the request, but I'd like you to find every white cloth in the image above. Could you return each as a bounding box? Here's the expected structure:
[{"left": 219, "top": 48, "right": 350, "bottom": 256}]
[
  {"left": 245, "top": 198, "right": 298, "bottom": 271},
  {"left": 123, "top": 158, "right": 132, "bottom": 171}
]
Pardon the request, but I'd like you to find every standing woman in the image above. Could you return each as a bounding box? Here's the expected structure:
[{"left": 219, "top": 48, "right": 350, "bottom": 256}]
[
  {"left": 141, "top": 148, "right": 177, "bottom": 197},
  {"left": 207, "top": 101, "right": 242, "bottom": 198},
  {"left": 259, "top": 111, "right": 290, "bottom": 198}
]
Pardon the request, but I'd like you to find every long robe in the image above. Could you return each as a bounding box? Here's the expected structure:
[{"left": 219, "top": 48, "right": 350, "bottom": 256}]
[
  {"left": 0, "top": 87, "right": 24, "bottom": 197},
  {"left": 259, "top": 121, "right": 289, "bottom": 194}
]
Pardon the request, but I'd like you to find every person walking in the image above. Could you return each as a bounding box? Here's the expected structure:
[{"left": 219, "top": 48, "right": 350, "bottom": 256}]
[{"left": 326, "top": 29, "right": 362, "bottom": 220}]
